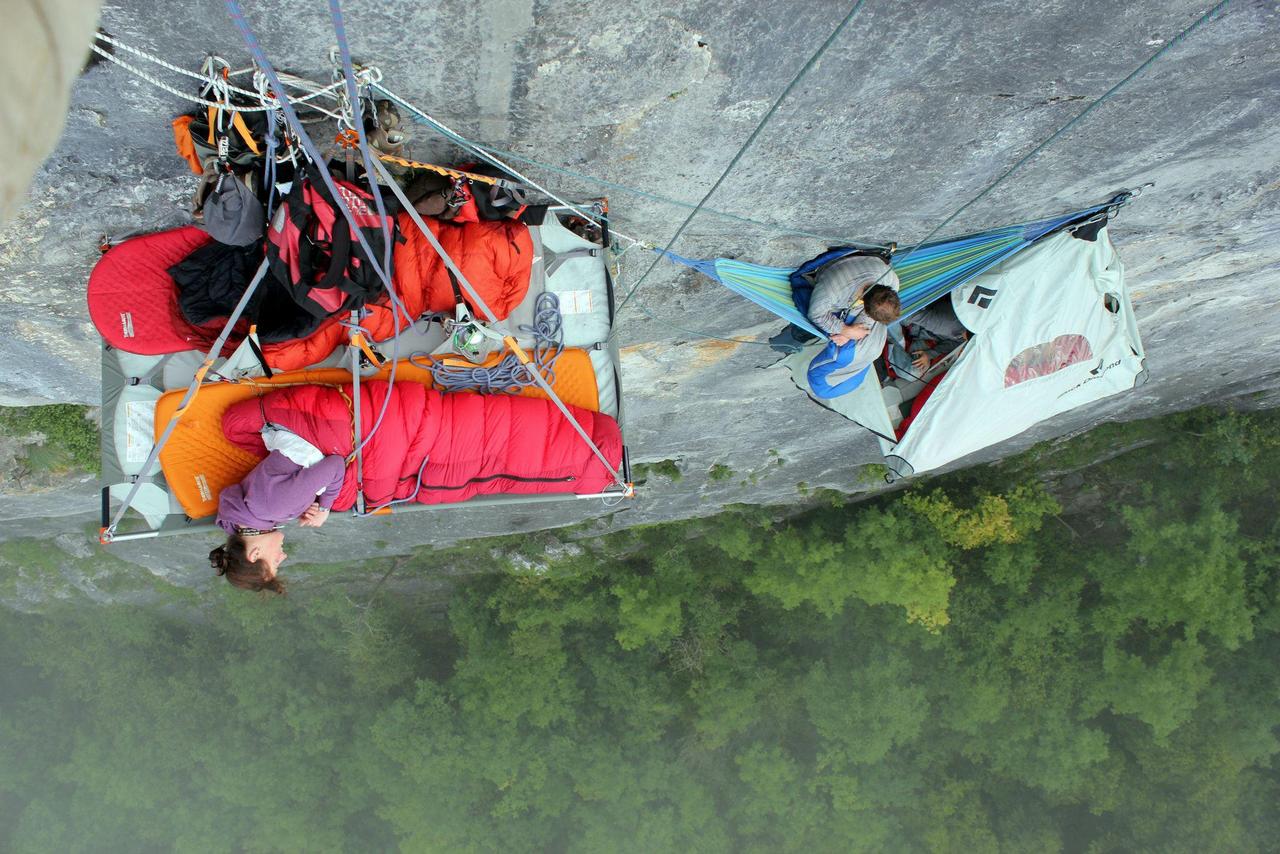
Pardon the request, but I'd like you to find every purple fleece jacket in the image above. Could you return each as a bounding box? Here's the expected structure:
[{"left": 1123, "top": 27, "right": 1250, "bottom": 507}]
[{"left": 216, "top": 451, "right": 346, "bottom": 535}]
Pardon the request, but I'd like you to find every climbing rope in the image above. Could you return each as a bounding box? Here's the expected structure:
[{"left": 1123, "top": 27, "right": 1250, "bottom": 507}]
[
  {"left": 373, "top": 83, "right": 642, "bottom": 246},
  {"left": 412, "top": 292, "right": 565, "bottom": 393},
  {"left": 94, "top": 33, "right": 874, "bottom": 250},
  {"left": 872, "top": 0, "right": 1232, "bottom": 290},
  {"left": 610, "top": 0, "right": 873, "bottom": 325},
  {"left": 89, "top": 34, "right": 347, "bottom": 115}
]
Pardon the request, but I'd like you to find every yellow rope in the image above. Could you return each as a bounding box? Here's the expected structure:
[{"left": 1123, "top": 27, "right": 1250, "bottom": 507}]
[{"left": 376, "top": 153, "right": 503, "bottom": 186}]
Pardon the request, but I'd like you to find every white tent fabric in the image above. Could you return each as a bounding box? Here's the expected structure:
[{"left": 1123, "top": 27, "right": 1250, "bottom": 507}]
[{"left": 785, "top": 225, "right": 1145, "bottom": 478}]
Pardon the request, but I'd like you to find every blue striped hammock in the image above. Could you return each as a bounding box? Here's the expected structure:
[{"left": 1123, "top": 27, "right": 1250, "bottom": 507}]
[{"left": 658, "top": 198, "right": 1120, "bottom": 339}]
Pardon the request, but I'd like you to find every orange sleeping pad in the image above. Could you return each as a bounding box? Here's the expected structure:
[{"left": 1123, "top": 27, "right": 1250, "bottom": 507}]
[{"left": 155, "top": 349, "right": 602, "bottom": 520}]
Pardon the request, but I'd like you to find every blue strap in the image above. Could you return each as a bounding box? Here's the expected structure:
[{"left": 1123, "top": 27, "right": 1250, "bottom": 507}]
[{"left": 807, "top": 340, "right": 870, "bottom": 398}]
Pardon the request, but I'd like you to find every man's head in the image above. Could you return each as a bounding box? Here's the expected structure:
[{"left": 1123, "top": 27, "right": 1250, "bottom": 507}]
[{"left": 863, "top": 284, "right": 901, "bottom": 324}]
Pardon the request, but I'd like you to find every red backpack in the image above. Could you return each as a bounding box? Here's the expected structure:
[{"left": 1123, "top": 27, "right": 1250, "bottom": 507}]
[{"left": 265, "top": 171, "right": 397, "bottom": 320}]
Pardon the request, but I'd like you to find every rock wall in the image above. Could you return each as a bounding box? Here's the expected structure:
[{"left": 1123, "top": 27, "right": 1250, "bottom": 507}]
[{"left": 0, "top": 0, "right": 1277, "bottom": 595}]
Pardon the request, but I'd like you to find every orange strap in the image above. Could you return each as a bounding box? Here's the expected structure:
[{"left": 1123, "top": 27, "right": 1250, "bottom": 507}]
[
  {"left": 231, "top": 112, "right": 261, "bottom": 155},
  {"left": 351, "top": 334, "right": 383, "bottom": 368},
  {"left": 504, "top": 336, "right": 531, "bottom": 364},
  {"left": 376, "top": 153, "right": 503, "bottom": 186},
  {"left": 172, "top": 362, "right": 213, "bottom": 418},
  {"left": 205, "top": 106, "right": 262, "bottom": 156}
]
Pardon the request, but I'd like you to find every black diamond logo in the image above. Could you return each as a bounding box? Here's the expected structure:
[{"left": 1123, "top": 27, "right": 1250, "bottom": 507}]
[{"left": 967, "top": 285, "right": 998, "bottom": 309}]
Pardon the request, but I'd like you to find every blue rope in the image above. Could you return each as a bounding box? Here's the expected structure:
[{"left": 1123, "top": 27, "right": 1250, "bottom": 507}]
[
  {"left": 327, "top": 0, "right": 405, "bottom": 472},
  {"left": 412, "top": 292, "right": 565, "bottom": 393},
  {"left": 882, "top": 0, "right": 1230, "bottom": 280}
]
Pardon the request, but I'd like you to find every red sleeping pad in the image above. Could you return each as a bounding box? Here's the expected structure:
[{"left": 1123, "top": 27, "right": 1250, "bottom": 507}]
[
  {"left": 88, "top": 213, "right": 533, "bottom": 370},
  {"left": 220, "top": 381, "right": 622, "bottom": 509},
  {"left": 88, "top": 227, "right": 226, "bottom": 355}
]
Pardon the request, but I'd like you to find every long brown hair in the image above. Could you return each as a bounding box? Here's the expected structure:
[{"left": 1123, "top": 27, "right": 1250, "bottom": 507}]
[{"left": 209, "top": 534, "right": 286, "bottom": 595}]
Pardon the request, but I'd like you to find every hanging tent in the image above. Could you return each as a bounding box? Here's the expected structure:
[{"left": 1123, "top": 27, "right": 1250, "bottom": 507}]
[{"left": 783, "top": 221, "right": 1146, "bottom": 478}]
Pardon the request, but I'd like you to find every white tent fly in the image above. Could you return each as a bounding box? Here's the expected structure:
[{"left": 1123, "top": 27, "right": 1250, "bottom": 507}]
[{"left": 784, "top": 225, "right": 1146, "bottom": 479}]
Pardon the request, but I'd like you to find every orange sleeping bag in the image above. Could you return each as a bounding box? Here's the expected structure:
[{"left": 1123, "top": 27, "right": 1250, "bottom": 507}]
[{"left": 259, "top": 212, "right": 534, "bottom": 371}]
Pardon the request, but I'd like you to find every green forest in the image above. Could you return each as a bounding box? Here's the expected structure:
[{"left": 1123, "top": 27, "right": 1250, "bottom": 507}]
[{"left": 1, "top": 406, "right": 1278, "bottom": 852}]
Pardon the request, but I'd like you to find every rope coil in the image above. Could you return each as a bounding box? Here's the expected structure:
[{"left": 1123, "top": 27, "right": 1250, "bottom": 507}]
[{"left": 413, "top": 292, "right": 565, "bottom": 394}]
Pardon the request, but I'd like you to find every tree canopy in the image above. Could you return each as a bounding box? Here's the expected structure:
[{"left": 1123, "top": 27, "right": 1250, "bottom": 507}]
[{"left": 1, "top": 406, "right": 1277, "bottom": 852}]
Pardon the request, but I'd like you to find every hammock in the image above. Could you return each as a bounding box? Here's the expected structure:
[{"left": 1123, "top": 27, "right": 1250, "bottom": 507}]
[{"left": 660, "top": 198, "right": 1121, "bottom": 339}]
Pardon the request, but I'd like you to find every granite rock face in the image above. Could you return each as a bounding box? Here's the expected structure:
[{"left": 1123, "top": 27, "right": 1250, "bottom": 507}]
[{"left": 0, "top": 0, "right": 1278, "bottom": 598}]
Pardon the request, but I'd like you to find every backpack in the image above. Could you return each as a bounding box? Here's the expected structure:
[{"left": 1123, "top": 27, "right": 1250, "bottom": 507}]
[
  {"left": 789, "top": 246, "right": 893, "bottom": 317},
  {"left": 265, "top": 171, "right": 397, "bottom": 320}
]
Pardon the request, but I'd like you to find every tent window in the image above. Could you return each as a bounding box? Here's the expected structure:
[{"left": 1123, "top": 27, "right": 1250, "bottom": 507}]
[{"left": 1005, "top": 335, "right": 1094, "bottom": 387}]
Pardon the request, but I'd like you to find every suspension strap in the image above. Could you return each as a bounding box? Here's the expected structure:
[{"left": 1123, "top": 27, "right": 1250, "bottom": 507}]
[{"left": 348, "top": 311, "right": 366, "bottom": 514}]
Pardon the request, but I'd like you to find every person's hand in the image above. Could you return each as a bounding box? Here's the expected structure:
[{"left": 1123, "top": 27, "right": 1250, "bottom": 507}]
[
  {"left": 912, "top": 352, "right": 931, "bottom": 373},
  {"left": 832, "top": 323, "right": 871, "bottom": 347},
  {"left": 299, "top": 503, "right": 330, "bottom": 528}
]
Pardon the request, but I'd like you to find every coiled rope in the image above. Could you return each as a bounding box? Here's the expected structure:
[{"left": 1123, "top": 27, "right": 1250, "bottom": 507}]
[{"left": 412, "top": 292, "right": 565, "bottom": 393}]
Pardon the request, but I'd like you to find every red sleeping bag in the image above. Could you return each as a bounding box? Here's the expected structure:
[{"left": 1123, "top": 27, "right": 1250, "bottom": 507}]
[
  {"left": 220, "top": 381, "right": 622, "bottom": 509},
  {"left": 88, "top": 213, "right": 533, "bottom": 370}
]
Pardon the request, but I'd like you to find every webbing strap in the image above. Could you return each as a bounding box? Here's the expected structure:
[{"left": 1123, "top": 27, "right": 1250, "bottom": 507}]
[
  {"left": 349, "top": 311, "right": 365, "bottom": 514},
  {"left": 102, "top": 258, "right": 271, "bottom": 542},
  {"left": 544, "top": 247, "right": 600, "bottom": 278}
]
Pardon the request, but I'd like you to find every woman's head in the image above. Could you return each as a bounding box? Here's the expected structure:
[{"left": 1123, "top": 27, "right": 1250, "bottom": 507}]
[{"left": 209, "top": 530, "right": 288, "bottom": 594}]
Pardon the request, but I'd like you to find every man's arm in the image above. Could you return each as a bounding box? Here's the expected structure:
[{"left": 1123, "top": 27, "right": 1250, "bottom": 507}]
[{"left": 806, "top": 280, "right": 860, "bottom": 336}]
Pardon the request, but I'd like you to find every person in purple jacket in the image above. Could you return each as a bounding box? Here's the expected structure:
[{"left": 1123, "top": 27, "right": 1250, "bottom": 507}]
[{"left": 209, "top": 450, "right": 346, "bottom": 594}]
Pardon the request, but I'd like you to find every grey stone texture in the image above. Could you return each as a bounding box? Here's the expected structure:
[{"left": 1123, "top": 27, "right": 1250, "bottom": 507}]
[{"left": 0, "top": 0, "right": 1278, "bottom": 597}]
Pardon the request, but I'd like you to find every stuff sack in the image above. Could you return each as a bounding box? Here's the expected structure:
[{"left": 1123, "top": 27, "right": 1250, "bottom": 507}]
[{"left": 265, "top": 172, "right": 397, "bottom": 320}]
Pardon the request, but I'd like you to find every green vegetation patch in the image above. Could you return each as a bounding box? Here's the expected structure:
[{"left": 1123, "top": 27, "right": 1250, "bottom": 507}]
[
  {"left": 707, "top": 462, "right": 734, "bottom": 481},
  {"left": 0, "top": 404, "right": 100, "bottom": 474},
  {"left": 632, "top": 458, "right": 683, "bottom": 485}
]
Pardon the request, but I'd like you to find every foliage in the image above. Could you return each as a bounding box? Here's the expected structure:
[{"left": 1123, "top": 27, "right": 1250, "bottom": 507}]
[
  {"left": 1, "top": 405, "right": 1278, "bottom": 851},
  {"left": 0, "top": 404, "right": 99, "bottom": 474},
  {"left": 632, "top": 458, "right": 683, "bottom": 484}
]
